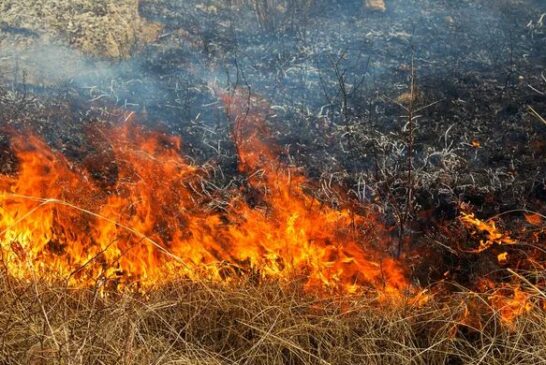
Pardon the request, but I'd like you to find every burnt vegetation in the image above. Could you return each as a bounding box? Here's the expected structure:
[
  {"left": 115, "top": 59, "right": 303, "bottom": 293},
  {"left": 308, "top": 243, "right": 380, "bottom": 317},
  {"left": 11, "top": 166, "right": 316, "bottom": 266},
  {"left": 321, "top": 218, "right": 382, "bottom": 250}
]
[{"left": 0, "top": 0, "right": 545, "bottom": 364}]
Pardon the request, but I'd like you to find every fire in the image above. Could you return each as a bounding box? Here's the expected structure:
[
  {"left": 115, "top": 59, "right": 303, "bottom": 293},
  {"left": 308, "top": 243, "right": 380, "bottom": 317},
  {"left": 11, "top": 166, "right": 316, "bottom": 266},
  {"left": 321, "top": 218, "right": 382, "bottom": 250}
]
[
  {"left": 460, "top": 212, "right": 516, "bottom": 253},
  {"left": 0, "top": 90, "right": 408, "bottom": 295},
  {"left": 497, "top": 252, "right": 508, "bottom": 264},
  {"left": 460, "top": 209, "right": 545, "bottom": 324},
  {"left": 489, "top": 286, "right": 533, "bottom": 327}
]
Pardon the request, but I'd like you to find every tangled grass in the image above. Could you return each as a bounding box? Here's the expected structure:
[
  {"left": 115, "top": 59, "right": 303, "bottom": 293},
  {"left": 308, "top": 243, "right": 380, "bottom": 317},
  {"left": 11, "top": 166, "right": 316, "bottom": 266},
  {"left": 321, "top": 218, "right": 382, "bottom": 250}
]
[{"left": 0, "top": 273, "right": 545, "bottom": 365}]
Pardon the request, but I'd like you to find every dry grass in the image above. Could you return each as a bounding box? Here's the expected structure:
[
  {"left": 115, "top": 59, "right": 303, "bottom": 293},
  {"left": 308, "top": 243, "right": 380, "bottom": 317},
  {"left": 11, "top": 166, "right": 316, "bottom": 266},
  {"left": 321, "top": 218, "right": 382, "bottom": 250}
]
[
  {"left": 0, "top": 0, "right": 161, "bottom": 58},
  {"left": 0, "top": 272, "right": 545, "bottom": 365},
  {"left": 365, "top": 0, "right": 386, "bottom": 12}
]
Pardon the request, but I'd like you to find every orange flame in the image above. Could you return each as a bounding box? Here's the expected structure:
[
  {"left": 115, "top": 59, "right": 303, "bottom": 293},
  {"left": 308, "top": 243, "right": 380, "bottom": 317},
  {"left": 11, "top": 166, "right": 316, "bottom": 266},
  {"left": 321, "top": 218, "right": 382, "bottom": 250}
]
[
  {"left": 460, "top": 212, "right": 516, "bottom": 253},
  {"left": 461, "top": 210, "right": 543, "bottom": 325},
  {"left": 0, "top": 91, "right": 408, "bottom": 295},
  {"left": 489, "top": 286, "right": 533, "bottom": 327}
]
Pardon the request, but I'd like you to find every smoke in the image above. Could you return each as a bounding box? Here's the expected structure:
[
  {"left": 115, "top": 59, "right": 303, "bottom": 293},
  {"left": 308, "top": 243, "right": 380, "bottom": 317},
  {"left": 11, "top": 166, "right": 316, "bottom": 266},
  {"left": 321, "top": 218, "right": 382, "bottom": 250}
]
[
  {"left": 0, "top": 44, "right": 112, "bottom": 87},
  {"left": 0, "top": 0, "right": 543, "bottom": 127}
]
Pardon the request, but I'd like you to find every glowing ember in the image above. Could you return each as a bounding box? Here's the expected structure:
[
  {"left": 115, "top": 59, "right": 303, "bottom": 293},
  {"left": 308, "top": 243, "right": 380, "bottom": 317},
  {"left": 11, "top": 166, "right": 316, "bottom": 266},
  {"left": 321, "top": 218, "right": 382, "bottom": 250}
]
[
  {"left": 524, "top": 213, "right": 544, "bottom": 226},
  {"left": 497, "top": 252, "right": 508, "bottom": 264},
  {"left": 0, "top": 91, "right": 408, "bottom": 294}
]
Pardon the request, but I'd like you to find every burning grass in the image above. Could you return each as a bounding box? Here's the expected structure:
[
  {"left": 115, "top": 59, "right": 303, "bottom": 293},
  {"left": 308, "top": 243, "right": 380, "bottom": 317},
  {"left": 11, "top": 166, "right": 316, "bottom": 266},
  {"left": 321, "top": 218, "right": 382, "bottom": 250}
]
[
  {"left": 0, "top": 96, "right": 407, "bottom": 294},
  {"left": 0, "top": 86, "right": 544, "bottom": 363},
  {"left": 0, "top": 109, "right": 544, "bottom": 364},
  {"left": 1, "top": 273, "right": 546, "bottom": 365},
  {"left": 0, "top": 0, "right": 545, "bottom": 362}
]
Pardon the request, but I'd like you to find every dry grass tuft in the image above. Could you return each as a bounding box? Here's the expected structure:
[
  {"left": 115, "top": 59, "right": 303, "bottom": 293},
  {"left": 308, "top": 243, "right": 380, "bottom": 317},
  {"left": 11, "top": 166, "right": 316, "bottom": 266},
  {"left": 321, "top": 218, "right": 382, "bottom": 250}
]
[{"left": 0, "top": 272, "right": 545, "bottom": 364}]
